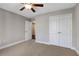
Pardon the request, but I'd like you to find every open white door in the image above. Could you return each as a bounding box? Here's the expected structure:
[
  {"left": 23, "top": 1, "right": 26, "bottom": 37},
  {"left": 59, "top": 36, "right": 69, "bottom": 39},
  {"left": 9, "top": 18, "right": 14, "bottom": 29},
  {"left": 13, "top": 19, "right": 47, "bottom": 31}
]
[{"left": 25, "top": 21, "right": 32, "bottom": 40}]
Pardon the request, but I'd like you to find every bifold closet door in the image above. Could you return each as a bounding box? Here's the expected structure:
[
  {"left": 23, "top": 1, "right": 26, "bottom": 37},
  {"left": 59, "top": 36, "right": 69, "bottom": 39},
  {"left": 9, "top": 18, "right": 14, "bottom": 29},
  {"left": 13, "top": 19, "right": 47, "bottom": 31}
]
[
  {"left": 58, "top": 14, "right": 72, "bottom": 48},
  {"left": 49, "top": 16, "right": 60, "bottom": 46},
  {"left": 49, "top": 14, "right": 72, "bottom": 48}
]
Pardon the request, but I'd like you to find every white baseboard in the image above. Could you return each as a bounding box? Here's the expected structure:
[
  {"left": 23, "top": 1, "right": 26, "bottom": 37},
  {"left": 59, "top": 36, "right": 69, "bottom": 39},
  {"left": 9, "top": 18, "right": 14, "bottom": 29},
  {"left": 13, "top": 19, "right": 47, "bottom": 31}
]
[
  {"left": 36, "top": 40, "right": 72, "bottom": 48},
  {"left": 35, "top": 40, "right": 50, "bottom": 45},
  {"left": 71, "top": 47, "right": 79, "bottom": 55},
  {"left": 0, "top": 39, "right": 29, "bottom": 50}
]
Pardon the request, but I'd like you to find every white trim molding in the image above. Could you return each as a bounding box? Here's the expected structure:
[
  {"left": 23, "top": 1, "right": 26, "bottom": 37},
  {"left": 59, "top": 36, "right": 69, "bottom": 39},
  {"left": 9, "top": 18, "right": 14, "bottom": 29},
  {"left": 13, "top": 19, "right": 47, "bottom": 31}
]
[
  {"left": 35, "top": 40, "right": 50, "bottom": 45},
  {"left": 71, "top": 47, "right": 79, "bottom": 55},
  {"left": 36, "top": 40, "right": 73, "bottom": 48},
  {"left": 0, "top": 39, "right": 29, "bottom": 50}
]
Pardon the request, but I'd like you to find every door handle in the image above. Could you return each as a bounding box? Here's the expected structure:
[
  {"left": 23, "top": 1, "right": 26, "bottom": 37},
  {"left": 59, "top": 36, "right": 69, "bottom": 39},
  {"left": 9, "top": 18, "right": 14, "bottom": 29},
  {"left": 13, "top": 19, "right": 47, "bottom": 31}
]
[{"left": 58, "top": 32, "right": 62, "bottom": 34}]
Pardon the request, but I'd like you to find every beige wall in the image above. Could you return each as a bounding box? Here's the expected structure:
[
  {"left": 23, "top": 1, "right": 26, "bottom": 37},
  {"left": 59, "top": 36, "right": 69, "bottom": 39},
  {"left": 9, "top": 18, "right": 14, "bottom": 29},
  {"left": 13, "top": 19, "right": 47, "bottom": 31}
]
[
  {"left": 35, "top": 15, "right": 49, "bottom": 42},
  {"left": 74, "top": 4, "right": 79, "bottom": 50},
  {"left": 0, "top": 8, "right": 30, "bottom": 47}
]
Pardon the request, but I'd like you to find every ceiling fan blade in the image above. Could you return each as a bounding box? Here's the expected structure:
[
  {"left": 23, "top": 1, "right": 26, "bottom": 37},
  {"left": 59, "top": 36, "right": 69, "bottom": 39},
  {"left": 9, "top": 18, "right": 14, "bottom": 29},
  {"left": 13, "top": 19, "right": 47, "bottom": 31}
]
[
  {"left": 33, "top": 4, "right": 44, "bottom": 7},
  {"left": 31, "top": 8, "right": 36, "bottom": 13},
  {"left": 20, "top": 7, "right": 25, "bottom": 11}
]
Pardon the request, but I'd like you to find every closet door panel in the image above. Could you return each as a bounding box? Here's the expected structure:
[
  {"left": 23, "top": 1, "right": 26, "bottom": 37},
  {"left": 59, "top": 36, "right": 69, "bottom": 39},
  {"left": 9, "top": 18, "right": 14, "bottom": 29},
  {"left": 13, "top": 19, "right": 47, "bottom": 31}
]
[
  {"left": 58, "top": 14, "right": 72, "bottom": 48},
  {"left": 49, "top": 16, "right": 59, "bottom": 45},
  {"left": 49, "top": 14, "right": 72, "bottom": 48}
]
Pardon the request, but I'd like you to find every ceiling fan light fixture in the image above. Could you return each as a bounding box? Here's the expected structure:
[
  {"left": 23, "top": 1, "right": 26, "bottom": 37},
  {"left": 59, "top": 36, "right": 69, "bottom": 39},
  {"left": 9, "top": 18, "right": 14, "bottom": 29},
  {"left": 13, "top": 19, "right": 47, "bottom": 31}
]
[
  {"left": 20, "top": 3, "right": 44, "bottom": 13},
  {"left": 25, "top": 4, "right": 32, "bottom": 9}
]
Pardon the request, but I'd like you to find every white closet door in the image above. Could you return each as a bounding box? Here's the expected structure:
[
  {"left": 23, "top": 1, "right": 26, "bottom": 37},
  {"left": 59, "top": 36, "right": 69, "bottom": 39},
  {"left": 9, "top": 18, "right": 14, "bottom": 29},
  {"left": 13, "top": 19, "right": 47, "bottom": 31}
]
[
  {"left": 49, "top": 16, "right": 59, "bottom": 46},
  {"left": 49, "top": 14, "right": 72, "bottom": 48},
  {"left": 25, "top": 21, "right": 32, "bottom": 40},
  {"left": 58, "top": 14, "right": 72, "bottom": 48}
]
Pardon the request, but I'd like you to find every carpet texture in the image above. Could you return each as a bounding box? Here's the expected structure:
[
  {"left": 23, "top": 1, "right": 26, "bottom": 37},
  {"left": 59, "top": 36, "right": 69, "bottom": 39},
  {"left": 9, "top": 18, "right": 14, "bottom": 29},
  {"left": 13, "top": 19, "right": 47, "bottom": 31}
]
[{"left": 0, "top": 40, "right": 78, "bottom": 56}]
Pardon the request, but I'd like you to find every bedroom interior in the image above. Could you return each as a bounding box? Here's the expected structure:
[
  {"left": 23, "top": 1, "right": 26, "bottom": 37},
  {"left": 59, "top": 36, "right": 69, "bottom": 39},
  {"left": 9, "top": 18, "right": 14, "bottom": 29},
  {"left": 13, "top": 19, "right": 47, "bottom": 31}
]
[{"left": 0, "top": 3, "right": 79, "bottom": 56}]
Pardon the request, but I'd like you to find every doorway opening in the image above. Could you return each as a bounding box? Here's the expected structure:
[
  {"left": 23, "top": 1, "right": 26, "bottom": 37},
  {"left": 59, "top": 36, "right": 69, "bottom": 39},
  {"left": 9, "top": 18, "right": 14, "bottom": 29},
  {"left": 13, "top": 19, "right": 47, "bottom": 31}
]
[{"left": 32, "top": 22, "right": 36, "bottom": 39}]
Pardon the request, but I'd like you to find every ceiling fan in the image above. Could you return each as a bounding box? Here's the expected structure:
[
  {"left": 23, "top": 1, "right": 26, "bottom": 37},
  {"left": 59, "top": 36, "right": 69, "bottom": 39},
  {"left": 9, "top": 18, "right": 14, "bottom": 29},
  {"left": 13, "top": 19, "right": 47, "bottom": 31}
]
[{"left": 20, "top": 3, "right": 44, "bottom": 13}]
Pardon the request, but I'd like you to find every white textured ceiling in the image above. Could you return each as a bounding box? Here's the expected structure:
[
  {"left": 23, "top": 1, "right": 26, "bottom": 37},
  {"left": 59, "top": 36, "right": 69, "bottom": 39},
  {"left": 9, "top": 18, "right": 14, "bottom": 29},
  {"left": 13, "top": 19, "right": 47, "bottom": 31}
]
[{"left": 0, "top": 3, "right": 76, "bottom": 18}]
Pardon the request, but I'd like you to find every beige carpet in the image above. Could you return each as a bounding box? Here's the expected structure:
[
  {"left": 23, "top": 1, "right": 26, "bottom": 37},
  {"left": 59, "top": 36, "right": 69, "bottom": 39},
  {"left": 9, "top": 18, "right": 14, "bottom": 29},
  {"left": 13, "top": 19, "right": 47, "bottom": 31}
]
[{"left": 0, "top": 40, "right": 78, "bottom": 56}]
